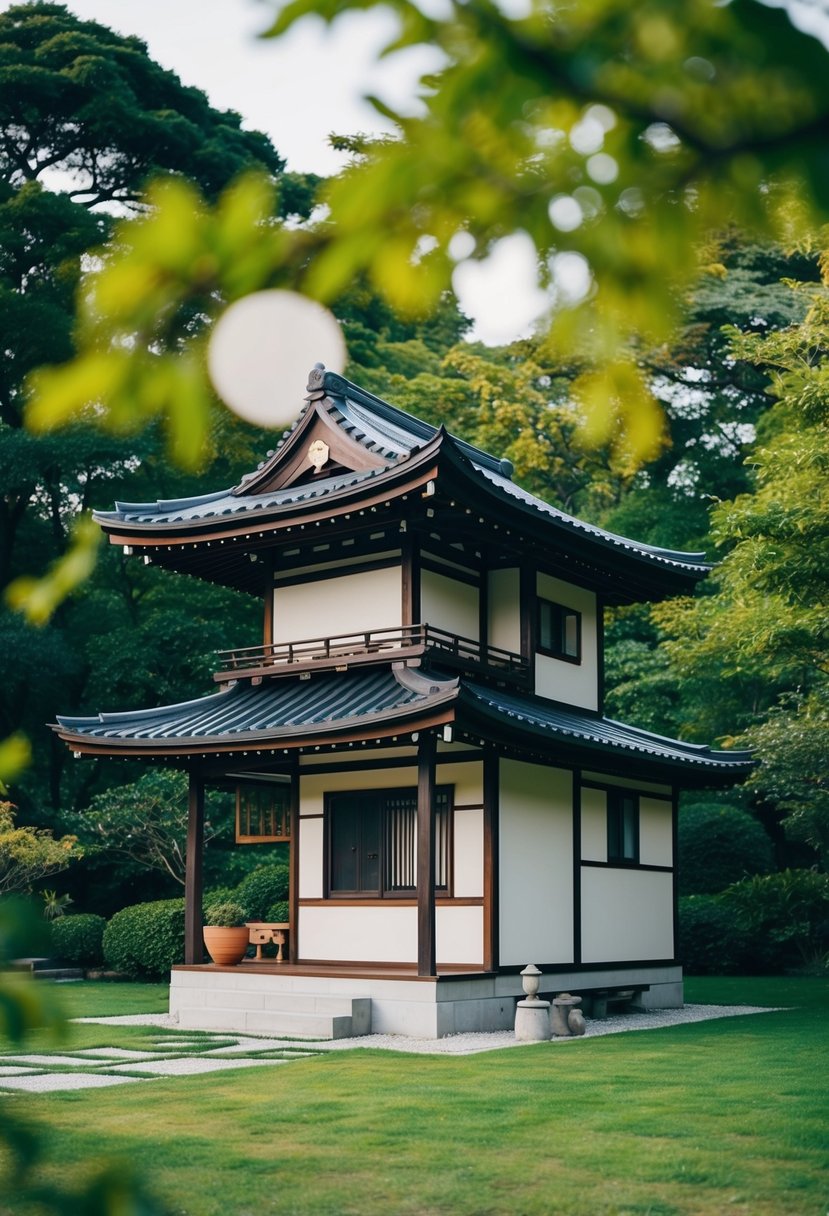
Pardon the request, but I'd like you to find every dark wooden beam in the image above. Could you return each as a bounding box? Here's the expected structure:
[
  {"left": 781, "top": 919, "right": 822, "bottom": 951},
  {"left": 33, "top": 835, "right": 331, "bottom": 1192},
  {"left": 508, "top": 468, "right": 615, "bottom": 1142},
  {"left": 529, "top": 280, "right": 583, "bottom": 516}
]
[
  {"left": 289, "top": 761, "right": 300, "bottom": 964},
  {"left": 184, "top": 770, "right": 205, "bottom": 965},
  {"left": 483, "top": 748, "right": 499, "bottom": 972},
  {"left": 416, "top": 732, "right": 437, "bottom": 977}
]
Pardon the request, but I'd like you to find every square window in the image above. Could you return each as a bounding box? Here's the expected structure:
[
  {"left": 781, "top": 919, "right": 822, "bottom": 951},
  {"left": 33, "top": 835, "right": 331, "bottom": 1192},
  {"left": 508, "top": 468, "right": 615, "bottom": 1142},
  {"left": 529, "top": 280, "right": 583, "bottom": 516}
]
[
  {"left": 327, "top": 787, "right": 451, "bottom": 896},
  {"left": 537, "top": 598, "right": 581, "bottom": 662}
]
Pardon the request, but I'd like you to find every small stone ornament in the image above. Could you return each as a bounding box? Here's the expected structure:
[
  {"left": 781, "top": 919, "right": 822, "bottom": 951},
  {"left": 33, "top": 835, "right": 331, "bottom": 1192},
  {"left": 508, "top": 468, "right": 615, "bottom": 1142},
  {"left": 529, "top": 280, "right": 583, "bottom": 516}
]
[
  {"left": 551, "top": 992, "right": 583, "bottom": 1037},
  {"left": 567, "top": 1007, "right": 586, "bottom": 1036},
  {"left": 308, "top": 438, "right": 329, "bottom": 473},
  {"left": 514, "top": 964, "right": 551, "bottom": 1042}
]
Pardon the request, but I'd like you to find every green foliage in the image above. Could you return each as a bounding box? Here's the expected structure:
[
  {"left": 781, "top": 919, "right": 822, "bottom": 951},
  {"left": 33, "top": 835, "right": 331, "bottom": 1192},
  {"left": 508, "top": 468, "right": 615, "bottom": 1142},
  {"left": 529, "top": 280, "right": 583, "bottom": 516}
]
[
  {"left": 677, "top": 895, "right": 751, "bottom": 975},
  {"left": 102, "top": 898, "right": 184, "bottom": 980},
  {"left": 0, "top": 801, "right": 81, "bottom": 894},
  {"left": 40, "top": 889, "right": 72, "bottom": 920},
  {"left": 264, "top": 0, "right": 829, "bottom": 465},
  {"left": 265, "top": 901, "right": 290, "bottom": 924},
  {"left": 49, "top": 912, "right": 105, "bottom": 967},
  {"left": 234, "top": 863, "right": 289, "bottom": 921},
  {"left": 678, "top": 802, "right": 775, "bottom": 895},
  {"left": 204, "top": 900, "right": 247, "bottom": 928},
  {"left": 723, "top": 870, "right": 829, "bottom": 972}
]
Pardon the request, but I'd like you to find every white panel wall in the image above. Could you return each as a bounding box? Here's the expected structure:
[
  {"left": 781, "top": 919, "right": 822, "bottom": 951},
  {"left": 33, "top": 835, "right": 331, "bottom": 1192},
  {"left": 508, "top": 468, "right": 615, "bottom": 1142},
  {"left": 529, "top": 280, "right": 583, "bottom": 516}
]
[
  {"left": 454, "top": 808, "right": 483, "bottom": 897},
  {"left": 273, "top": 565, "right": 402, "bottom": 643},
  {"left": 436, "top": 905, "right": 483, "bottom": 965},
  {"left": 581, "top": 868, "right": 674, "bottom": 962},
  {"left": 580, "top": 787, "right": 607, "bottom": 863},
  {"left": 640, "top": 797, "right": 673, "bottom": 867},
  {"left": 298, "top": 817, "right": 323, "bottom": 899},
  {"left": 488, "top": 568, "right": 521, "bottom": 653},
  {"left": 421, "top": 568, "right": 480, "bottom": 640},
  {"left": 498, "top": 759, "right": 573, "bottom": 966},
  {"left": 299, "top": 906, "right": 417, "bottom": 963},
  {"left": 535, "top": 573, "right": 598, "bottom": 711}
]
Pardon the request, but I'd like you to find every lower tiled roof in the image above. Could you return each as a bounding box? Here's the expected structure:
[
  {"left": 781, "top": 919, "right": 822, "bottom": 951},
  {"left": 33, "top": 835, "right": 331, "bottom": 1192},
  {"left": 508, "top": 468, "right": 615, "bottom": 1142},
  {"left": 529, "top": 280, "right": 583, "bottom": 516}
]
[{"left": 54, "top": 666, "right": 751, "bottom": 780}]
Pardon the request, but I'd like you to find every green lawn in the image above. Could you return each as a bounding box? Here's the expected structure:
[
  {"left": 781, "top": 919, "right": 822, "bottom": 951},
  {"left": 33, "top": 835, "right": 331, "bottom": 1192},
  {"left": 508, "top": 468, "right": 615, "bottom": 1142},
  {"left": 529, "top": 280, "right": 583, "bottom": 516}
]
[{"left": 3, "top": 976, "right": 827, "bottom": 1215}]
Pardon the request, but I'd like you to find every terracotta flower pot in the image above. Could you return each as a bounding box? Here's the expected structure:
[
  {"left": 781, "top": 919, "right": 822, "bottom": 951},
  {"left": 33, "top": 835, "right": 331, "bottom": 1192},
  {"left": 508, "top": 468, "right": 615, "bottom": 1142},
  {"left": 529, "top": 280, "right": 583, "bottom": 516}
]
[{"left": 203, "top": 925, "right": 250, "bottom": 966}]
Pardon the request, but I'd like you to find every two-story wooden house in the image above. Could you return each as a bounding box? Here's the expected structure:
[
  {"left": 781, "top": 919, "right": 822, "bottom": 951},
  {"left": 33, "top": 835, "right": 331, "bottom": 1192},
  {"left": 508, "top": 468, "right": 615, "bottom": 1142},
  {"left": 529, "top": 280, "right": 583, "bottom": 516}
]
[{"left": 53, "top": 365, "right": 750, "bottom": 1037}]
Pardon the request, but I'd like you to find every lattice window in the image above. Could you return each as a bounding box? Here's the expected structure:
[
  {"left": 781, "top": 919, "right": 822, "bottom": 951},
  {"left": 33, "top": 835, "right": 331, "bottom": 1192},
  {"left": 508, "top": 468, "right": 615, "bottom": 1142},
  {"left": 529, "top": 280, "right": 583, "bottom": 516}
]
[{"left": 236, "top": 783, "right": 291, "bottom": 843}]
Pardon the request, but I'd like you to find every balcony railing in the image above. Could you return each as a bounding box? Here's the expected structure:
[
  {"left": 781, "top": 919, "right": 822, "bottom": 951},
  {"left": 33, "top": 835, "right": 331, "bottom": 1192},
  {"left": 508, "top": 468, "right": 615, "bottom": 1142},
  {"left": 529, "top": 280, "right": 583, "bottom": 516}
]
[{"left": 214, "top": 624, "right": 529, "bottom": 687}]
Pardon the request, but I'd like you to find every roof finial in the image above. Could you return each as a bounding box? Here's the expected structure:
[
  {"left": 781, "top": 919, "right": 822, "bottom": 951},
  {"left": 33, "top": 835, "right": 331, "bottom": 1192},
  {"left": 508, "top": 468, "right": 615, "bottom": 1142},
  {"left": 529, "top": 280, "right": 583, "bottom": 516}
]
[{"left": 306, "top": 363, "right": 326, "bottom": 394}]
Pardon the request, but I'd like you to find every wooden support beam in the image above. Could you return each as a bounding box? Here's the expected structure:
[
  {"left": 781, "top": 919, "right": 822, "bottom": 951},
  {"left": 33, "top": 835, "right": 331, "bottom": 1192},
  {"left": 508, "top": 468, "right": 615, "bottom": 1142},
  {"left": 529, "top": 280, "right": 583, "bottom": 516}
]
[
  {"left": 184, "top": 771, "right": 205, "bottom": 965},
  {"left": 483, "top": 748, "right": 499, "bottom": 973},
  {"left": 289, "top": 761, "right": 300, "bottom": 964},
  {"left": 416, "top": 732, "right": 437, "bottom": 977}
]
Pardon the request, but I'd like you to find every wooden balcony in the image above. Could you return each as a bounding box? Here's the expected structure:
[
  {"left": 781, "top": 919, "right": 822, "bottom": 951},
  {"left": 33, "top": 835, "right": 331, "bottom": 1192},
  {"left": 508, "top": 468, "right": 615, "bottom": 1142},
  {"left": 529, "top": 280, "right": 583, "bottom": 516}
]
[{"left": 214, "top": 624, "right": 529, "bottom": 687}]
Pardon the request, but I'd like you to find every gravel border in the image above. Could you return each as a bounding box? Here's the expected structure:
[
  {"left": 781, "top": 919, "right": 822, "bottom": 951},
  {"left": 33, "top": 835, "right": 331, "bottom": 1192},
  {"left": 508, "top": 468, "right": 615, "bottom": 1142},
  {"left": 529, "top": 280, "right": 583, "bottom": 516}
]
[{"left": 74, "top": 1003, "right": 785, "bottom": 1056}]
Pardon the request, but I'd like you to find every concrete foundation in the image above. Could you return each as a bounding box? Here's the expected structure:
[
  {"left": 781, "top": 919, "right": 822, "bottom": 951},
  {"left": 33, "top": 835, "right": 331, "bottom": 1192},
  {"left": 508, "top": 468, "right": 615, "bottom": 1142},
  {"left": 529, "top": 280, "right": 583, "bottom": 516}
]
[{"left": 169, "top": 964, "right": 683, "bottom": 1039}]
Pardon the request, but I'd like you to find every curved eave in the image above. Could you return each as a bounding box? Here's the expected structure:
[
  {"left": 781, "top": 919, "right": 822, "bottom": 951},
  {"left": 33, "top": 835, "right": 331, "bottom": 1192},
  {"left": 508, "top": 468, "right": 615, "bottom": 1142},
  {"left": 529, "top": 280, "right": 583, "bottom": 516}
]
[{"left": 457, "top": 685, "right": 752, "bottom": 789}]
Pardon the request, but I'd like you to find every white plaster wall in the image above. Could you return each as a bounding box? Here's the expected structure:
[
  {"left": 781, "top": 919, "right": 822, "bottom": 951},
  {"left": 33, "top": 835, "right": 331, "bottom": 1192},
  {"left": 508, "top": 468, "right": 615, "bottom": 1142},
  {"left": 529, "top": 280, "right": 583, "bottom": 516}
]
[
  {"left": 535, "top": 573, "right": 598, "bottom": 711},
  {"left": 299, "top": 905, "right": 417, "bottom": 963},
  {"left": 640, "top": 796, "right": 674, "bottom": 867},
  {"left": 272, "top": 565, "right": 402, "bottom": 643},
  {"left": 580, "top": 786, "right": 607, "bottom": 863},
  {"left": 298, "top": 817, "right": 323, "bottom": 899},
  {"left": 581, "top": 868, "right": 674, "bottom": 962},
  {"left": 421, "top": 568, "right": 480, "bottom": 640},
  {"left": 299, "top": 761, "right": 480, "bottom": 816},
  {"left": 498, "top": 759, "right": 574, "bottom": 965},
  {"left": 453, "top": 807, "right": 483, "bottom": 897},
  {"left": 436, "top": 905, "right": 483, "bottom": 965},
  {"left": 488, "top": 568, "right": 521, "bottom": 653}
]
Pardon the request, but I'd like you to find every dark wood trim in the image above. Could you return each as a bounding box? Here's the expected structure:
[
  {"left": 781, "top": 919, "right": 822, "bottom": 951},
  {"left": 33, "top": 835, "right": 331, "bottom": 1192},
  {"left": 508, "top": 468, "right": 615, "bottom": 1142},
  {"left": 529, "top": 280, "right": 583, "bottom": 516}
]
[
  {"left": 482, "top": 747, "right": 499, "bottom": 973},
  {"left": 417, "top": 733, "right": 437, "bottom": 977},
  {"left": 297, "top": 812, "right": 325, "bottom": 820},
  {"left": 273, "top": 554, "right": 400, "bottom": 589},
  {"left": 671, "top": 786, "right": 679, "bottom": 963},
  {"left": 580, "top": 859, "right": 673, "bottom": 874},
  {"left": 401, "top": 533, "right": 421, "bottom": 626},
  {"left": 581, "top": 778, "right": 672, "bottom": 801},
  {"left": 298, "top": 750, "right": 481, "bottom": 776},
  {"left": 289, "top": 761, "right": 300, "bottom": 963},
  {"left": 420, "top": 555, "right": 480, "bottom": 588},
  {"left": 263, "top": 550, "right": 274, "bottom": 649},
  {"left": 297, "top": 897, "right": 483, "bottom": 908},
  {"left": 479, "top": 566, "right": 489, "bottom": 654},
  {"left": 573, "top": 770, "right": 582, "bottom": 967},
  {"left": 184, "top": 771, "right": 205, "bottom": 965},
  {"left": 452, "top": 802, "right": 484, "bottom": 811},
  {"left": 519, "top": 564, "right": 535, "bottom": 693}
]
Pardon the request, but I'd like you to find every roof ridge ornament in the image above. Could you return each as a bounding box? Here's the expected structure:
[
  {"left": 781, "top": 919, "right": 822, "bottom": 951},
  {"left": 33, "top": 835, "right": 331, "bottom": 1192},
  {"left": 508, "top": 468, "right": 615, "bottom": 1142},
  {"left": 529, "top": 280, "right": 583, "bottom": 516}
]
[{"left": 306, "top": 362, "right": 326, "bottom": 399}]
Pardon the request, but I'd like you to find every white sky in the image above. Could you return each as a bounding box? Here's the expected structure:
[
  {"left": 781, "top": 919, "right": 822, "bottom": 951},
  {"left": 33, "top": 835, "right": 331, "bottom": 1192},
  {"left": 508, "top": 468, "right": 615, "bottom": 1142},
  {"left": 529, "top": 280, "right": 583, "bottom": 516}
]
[{"left": 1, "top": 0, "right": 549, "bottom": 343}]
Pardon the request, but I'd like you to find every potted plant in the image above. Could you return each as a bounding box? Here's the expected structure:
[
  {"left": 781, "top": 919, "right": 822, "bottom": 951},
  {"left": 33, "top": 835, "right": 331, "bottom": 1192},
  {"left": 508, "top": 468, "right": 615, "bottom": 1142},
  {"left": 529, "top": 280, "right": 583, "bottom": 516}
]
[{"left": 203, "top": 901, "right": 250, "bottom": 966}]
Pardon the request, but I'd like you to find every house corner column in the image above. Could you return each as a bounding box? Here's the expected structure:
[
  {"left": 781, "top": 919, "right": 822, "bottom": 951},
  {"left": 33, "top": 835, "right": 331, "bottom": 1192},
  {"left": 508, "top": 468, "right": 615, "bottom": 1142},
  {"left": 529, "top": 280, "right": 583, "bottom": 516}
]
[
  {"left": 416, "top": 732, "right": 437, "bottom": 977},
  {"left": 184, "top": 769, "right": 205, "bottom": 965}
]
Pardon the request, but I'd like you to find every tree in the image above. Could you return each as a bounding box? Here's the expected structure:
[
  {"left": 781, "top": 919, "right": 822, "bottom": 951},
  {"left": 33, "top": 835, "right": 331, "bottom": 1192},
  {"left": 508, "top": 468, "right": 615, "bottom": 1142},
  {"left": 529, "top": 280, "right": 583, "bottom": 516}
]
[
  {"left": 0, "top": 800, "right": 80, "bottom": 894},
  {"left": 655, "top": 257, "right": 829, "bottom": 862}
]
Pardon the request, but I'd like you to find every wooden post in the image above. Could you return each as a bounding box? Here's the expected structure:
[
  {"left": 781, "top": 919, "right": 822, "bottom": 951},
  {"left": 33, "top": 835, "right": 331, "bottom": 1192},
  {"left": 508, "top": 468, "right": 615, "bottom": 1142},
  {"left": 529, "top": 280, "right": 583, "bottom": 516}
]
[
  {"left": 184, "top": 770, "right": 205, "bottom": 965},
  {"left": 416, "top": 732, "right": 437, "bottom": 977},
  {"left": 289, "top": 761, "right": 300, "bottom": 964},
  {"left": 483, "top": 748, "right": 499, "bottom": 973}
]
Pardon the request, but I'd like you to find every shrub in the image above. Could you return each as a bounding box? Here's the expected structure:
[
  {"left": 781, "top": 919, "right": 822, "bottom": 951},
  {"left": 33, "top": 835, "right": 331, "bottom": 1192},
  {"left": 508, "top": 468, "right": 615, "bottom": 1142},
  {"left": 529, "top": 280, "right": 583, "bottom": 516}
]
[
  {"left": 234, "top": 864, "right": 289, "bottom": 920},
  {"left": 678, "top": 802, "right": 775, "bottom": 895},
  {"left": 50, "top": 913, "right": 105, "bottom": 967},
  {"left": 103, "top": 898, "right": 185, "bottom": 980},
  {"left": 721, "top": 869, "right": 829, "bottom": 973},
  {"left": 204, "top": 900, "right": 247, "bottom": 927},
  {"left": 265, "top": 900, "right": 289, "bottom": 924},
  {"left": 677, "top": 895, "right": 752, "bottom": 975},
  {"left": 203, "top": 885, "right": 236, "bottom": 908}
]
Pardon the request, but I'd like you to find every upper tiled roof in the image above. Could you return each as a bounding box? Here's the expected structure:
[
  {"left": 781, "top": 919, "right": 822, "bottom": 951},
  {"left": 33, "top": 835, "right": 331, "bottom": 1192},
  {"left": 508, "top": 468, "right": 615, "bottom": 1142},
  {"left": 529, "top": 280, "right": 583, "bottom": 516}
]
[{"left": 93, "top": 368, "right": 710, "bottom": 583}]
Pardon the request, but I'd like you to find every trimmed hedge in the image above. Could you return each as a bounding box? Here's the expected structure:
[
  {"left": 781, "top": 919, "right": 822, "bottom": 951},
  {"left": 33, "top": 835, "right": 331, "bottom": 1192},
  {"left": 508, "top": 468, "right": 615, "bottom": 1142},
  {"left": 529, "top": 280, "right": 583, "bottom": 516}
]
[
  {"left": 103, "top": 898, "right": 185, "bottom": 980},
  {"left": 50, "top": 913, "right": 106, "bottom": 967},
  {"left": 235, "top": 865, "right": 289, "bottom": 921},
  {"left": 265, "top": 900, "right": 289, "bottom": 924},
  {"left": 677, "top": 895, "right": 751, "bottom": 975},
  {"left": 678, "top": 802, "right": 775, "bottom": 895}
]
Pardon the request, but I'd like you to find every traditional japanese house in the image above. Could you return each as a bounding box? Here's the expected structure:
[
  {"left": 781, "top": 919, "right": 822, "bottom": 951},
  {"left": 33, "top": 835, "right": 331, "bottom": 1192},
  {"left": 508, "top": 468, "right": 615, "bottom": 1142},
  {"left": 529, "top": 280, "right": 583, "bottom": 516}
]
[{"left": 53, "top": 364, "right": 751, "bottom": 1037}]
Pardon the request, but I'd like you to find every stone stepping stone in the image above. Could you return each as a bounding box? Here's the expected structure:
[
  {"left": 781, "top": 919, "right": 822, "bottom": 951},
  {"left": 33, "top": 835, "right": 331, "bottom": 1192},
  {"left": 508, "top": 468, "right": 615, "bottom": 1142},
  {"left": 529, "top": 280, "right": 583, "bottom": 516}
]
[
  {"left": 0, "top": 1066, "right": 39, "bottom": 1076},
  {"left": 206, "top": 1038, "right": 304, "bottom": 1054},
  {"left": 72, "top": 1048, "right": 163, "bottom": 1060},
  {"left": 3, "top": 1054, "right": 104, "bottom": 1068},
  {"left": 108, "top": 1056, "right": 289, "bottom": 1076},
  {"left": 150, "top": 1039, "right": 205, "bottom": 1048},
  {"left": 0, "top": 1073, "right": 146, "bottom": 1092}
]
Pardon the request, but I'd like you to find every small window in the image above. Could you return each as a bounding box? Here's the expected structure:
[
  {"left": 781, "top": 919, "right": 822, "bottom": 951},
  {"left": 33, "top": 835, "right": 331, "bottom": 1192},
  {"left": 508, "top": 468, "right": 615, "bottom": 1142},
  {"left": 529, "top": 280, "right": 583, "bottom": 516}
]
[
  {"left": 537, "top": 598, "right": 581, "bottom": 663},
  {"left": 328, "top": 787, "right": 451, "bottom": 897},
  {"left": 607, "top": 792, "right": 639, "bottom": 863},
  {"left": 236, "top": 783, "right": 291, "bottom": 843}
]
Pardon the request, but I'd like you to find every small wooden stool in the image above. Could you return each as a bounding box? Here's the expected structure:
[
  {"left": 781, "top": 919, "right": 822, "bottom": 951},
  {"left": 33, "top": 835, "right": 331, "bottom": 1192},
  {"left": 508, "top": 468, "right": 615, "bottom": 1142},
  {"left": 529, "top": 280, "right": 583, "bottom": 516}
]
[{"left": 245, "top": 922, "right": 289, "bottom": 962}]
